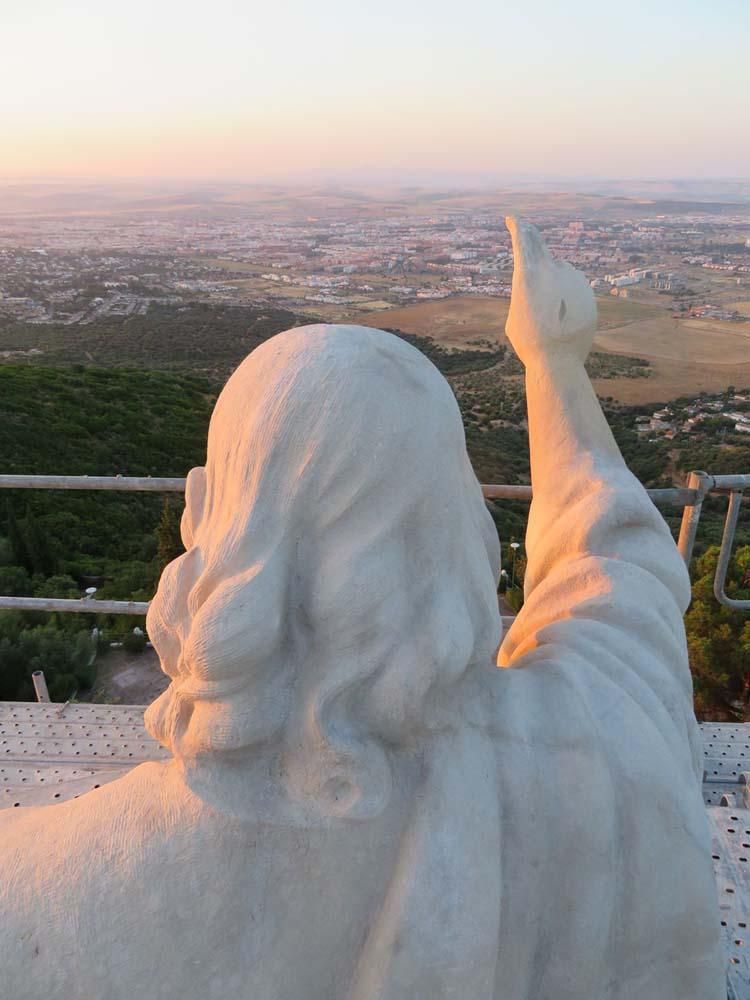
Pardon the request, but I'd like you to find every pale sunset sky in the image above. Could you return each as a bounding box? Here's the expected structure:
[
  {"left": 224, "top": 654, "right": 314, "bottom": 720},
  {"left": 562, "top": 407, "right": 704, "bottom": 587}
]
[{"left": 2, "top": 0, "right": 748, "bottom": 182}]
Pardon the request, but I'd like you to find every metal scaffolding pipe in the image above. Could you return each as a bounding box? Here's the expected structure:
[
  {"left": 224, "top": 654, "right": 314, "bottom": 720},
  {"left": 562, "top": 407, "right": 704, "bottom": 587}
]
[
  {"left": 0, "top": 469, "right": 745, "bottom": 615},
  {"left": 677, "top": 471, "right": 714, "bottom": 567},
  {"left": 482, "top": 483, "right": 697, "bottom": 507},
  {"left": 709, "top": 474, "right": 750, "bottom": 492},
  {"left": 0, "top": 474, "right": 706, "bottom": 508},
  {"left": 646, "top": 487, "right": 700, "bottom": 507},
  {"left": 31, "top": 671, "right": 50, "bottom": 703},
  {"left": 482, "top": 485, "right": 532, "bottom": 500},
  {"left": 713, "top": 491, "right": 750, "bottom": 611},
  {"left": 0, "top": 475, "right": 186, "bottom": 492},
  {"left": 0, "top": 596, "right": 150, "bottom": 615}
]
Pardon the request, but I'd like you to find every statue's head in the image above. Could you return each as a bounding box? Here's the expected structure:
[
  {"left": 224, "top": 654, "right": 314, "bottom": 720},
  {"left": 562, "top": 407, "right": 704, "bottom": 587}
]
[{"left": 145, "top": 325, "right": 501, "bottom": 816}]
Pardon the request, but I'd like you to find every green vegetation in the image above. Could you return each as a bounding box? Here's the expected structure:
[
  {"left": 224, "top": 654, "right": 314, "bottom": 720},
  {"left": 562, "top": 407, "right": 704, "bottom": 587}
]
[
  {"left": 0, "top": 365, "right": 214, "bottom": 700},
  {"left": 685, "top": 546, "right": 750, "bottom": 720},
  {"left": 0, "top": 365, "right": 214, "bottom": 478},
  {"left": 383, "top": 328, "right": 504, "bottom": 375},
  {"left": 0, "top": 302, "right": 303, "bottom": 379},
  {"left": 0, "top": 366, "right": 212, "bottom": 596},
  {"left": 0, "top": 615, "right": 97, "bottom": 701},
  {"left": 585, "top": 351, "right": 651, "bottom": 380}
]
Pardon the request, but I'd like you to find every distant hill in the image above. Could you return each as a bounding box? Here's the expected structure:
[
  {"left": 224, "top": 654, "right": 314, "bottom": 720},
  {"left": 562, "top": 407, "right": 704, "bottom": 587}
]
[{"left": 2, "top": 179, "right": 747, "bottom": 222}]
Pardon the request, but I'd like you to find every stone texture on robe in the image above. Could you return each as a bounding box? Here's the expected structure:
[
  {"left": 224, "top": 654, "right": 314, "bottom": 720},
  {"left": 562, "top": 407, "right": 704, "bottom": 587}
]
[{"left": 0, "top": 221, "right": 725, "bottom": 999}]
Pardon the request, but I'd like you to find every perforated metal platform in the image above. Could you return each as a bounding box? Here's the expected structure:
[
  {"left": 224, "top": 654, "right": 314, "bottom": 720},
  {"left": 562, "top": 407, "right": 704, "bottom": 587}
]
[
  {"left": 699, "top": 723, "right": 750, "bottom": 996},
  {"left": 0, "top": 701, "right": 168, "bottom": 809},
  {"left": 709, "top": 807, "right": 750, "bottom": 998}
]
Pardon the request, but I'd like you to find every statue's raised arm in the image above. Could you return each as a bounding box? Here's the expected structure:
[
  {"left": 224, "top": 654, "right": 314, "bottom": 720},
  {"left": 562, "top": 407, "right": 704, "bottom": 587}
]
[
  {"left": 501, "top": 217, "right": 696, "bottom": 737},
  {"left": 492, "top": 219, "right": 724, "bottom": 999}
]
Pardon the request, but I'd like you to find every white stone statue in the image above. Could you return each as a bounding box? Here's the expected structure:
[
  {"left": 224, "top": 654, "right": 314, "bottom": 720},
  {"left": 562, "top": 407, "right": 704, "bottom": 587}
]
[{"left": 0, "top": 220, "right": 725, "bottom": 999}]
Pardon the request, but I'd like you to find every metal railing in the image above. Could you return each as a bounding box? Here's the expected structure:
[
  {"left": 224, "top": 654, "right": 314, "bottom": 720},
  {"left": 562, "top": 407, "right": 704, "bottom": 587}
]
[
  {"left": 0, "top": 475, "right": 185, "bottom": 493},
  {"left": 673, "top": 472, "right": 750, "bottom": 612},
  {"left": 0, "top": 470, "right": 748, "bottom": 615}
]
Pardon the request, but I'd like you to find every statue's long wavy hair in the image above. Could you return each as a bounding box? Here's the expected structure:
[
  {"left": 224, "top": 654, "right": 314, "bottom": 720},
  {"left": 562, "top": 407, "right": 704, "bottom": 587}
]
[{"left": 145, "top": 325, "right": 501, "bottom": 817}]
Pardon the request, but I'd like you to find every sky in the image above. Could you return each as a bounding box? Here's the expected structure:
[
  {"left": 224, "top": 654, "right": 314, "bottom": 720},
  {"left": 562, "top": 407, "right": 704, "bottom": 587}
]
[{"left": 2, "top": 0, "right": 748, "bottom": 183}]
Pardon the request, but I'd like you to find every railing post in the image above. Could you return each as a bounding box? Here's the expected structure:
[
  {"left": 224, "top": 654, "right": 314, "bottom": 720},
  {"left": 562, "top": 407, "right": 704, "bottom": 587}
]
[
  {"left": 32, "top": 671, "right": 51, "bottom": 703},
  {"left": 677, "top": 471, "right": 714, "bottom": 568},
  {"left": 713, "top": 491, "right": 750, "bottom": 611}
]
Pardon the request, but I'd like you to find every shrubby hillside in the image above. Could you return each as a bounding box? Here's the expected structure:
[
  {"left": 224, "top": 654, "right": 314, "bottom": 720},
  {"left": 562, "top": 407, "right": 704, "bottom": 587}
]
[
  {"left": 0, "top": 302, "right": 302, "bottom": 379},
  {"left": 0, "top": 366, "right": 213, "bottom": 699},
  {"left": 0, "top": 365, "right": 213, "bottom": 582}
]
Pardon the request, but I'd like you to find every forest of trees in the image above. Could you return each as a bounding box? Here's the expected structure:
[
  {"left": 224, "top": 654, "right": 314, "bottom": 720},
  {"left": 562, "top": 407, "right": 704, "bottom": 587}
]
[
  {"left": 0, "top": 365, "right": 205, "bottom": 699},
  {"left": 686, "top": 545, "right": 750, "bottom": 718},
  {"left": 1, "top": 303, "right": 749, "bottom": 716}
]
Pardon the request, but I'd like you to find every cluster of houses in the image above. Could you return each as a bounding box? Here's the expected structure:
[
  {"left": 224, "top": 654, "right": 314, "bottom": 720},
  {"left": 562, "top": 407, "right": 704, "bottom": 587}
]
[
  {"left": 590, "top": 267, "right": 687, "bottom": 299},
  {"left": 635, "top": 394, "right": 750, "bottom": 439},
  {"left": 684, "top": 303, "right": 743, "bottom": 322}
]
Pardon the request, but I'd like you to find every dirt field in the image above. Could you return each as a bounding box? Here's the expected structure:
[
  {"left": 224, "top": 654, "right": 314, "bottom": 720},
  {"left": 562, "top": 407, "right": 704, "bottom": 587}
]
[
  {"left": 358, "top": 297, "right": 508, "bottom": 349},
  {"left": 594, "top": 296, "right": 662, "bottom": 329},
  {"left": 356, "top": 294, "right": 750, "bottom": 405},
  {"left": 358, "top": 295, "right": 665, "bottom": 351},
  {"left": 592, "top": 314, "right": 750, "bottom": 403}
]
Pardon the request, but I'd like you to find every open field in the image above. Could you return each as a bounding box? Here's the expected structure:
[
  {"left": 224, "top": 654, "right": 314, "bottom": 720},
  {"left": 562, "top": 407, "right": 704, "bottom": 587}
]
[
  {"left": 3, "top": 282, "right": 747, "bottom": 405},
  {"left": 594, "top": 296, "right": 662, "bottom": 329},
  {"left": 192, "top": 257, "right": 262, "bottom": 273},
  {"left": 357, "top": 295, "right": 665, "bottom": 351},
  {"left": 356, "top": 294, "right": 750, "bottom": 405},
  {"left": 590, "top": 360, "right": 750, "bottom": 405},
  {"left": 593, "top": 314, "right": 750, "bottom": 403},
  {"left": 357, "top": 297, "right": 508, "bottom": 349},
  {"left": 598, "top": 316, "right": 750, "bottom": 365}
]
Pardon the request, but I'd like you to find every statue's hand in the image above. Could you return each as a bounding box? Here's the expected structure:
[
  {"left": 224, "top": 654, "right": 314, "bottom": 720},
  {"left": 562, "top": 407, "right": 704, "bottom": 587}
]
[{"left": 505, "top": 216, "right": 597, "bottom": 366}]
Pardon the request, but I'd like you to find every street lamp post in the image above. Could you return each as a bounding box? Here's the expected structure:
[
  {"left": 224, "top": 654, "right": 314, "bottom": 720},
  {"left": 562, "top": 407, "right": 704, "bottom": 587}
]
[{"left": 510, "top": 542, "right": 520, "bottom": 590}]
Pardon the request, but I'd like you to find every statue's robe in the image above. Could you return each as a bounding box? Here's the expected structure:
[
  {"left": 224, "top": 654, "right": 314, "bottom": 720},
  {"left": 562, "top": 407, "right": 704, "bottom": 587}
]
[{"left": 0, "top": 464, "right": 724, "bottom": 1000}]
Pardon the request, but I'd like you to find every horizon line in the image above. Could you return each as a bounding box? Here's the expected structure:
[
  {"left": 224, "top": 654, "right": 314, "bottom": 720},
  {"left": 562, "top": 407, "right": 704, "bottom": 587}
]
[{"left": 1, "top": 171, "right": 750, "bottom": 188}]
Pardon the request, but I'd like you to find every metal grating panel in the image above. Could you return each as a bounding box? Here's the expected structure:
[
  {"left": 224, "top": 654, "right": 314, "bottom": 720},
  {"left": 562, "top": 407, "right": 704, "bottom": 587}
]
[
  {"left": 2, "top": 764, "right": 128, "bottom": 807},
  {"left": 0, "top": 702, "right": 168, "bottom": 761},
  {"left": 709, "top": 806, "right": 750, "bottom": 998},
  {"left": 701, "top": 724, "right": 750, "bottom": 801},
  {"left": 0, "top": 701, "right": 168, "bottom": 809}
]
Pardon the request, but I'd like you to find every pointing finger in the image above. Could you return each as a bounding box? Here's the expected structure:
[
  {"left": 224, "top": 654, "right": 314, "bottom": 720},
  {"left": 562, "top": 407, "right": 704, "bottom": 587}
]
[{"left": 505, "top": 216, "right": 549, "bottom": 278}]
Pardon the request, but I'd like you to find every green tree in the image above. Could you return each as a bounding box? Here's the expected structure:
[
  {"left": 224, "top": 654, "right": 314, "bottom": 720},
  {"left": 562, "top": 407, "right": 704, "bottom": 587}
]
[
  {"left": 122, "top": 629, "right": 147, "bottom": 654},
  {"left": 22, "top": 504, "right": 57, "bottom": 577},
  {"left": 0, "top": 565, "right": 31, "bottom": 596},
  {"left": 155, "top": 497, "right": 184, "bottom": 574},
  {"left": 5, "top": 500, "right": 29, "bottom": 571},
  {"left": 0, "top": 620, "right": 96, "bottom": 701},
  {"left": 685, "top": 545, "right": 750, "bottom": 718},
  {"left": 32, "top": 574, "right": 79, "bottom": 598}
]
